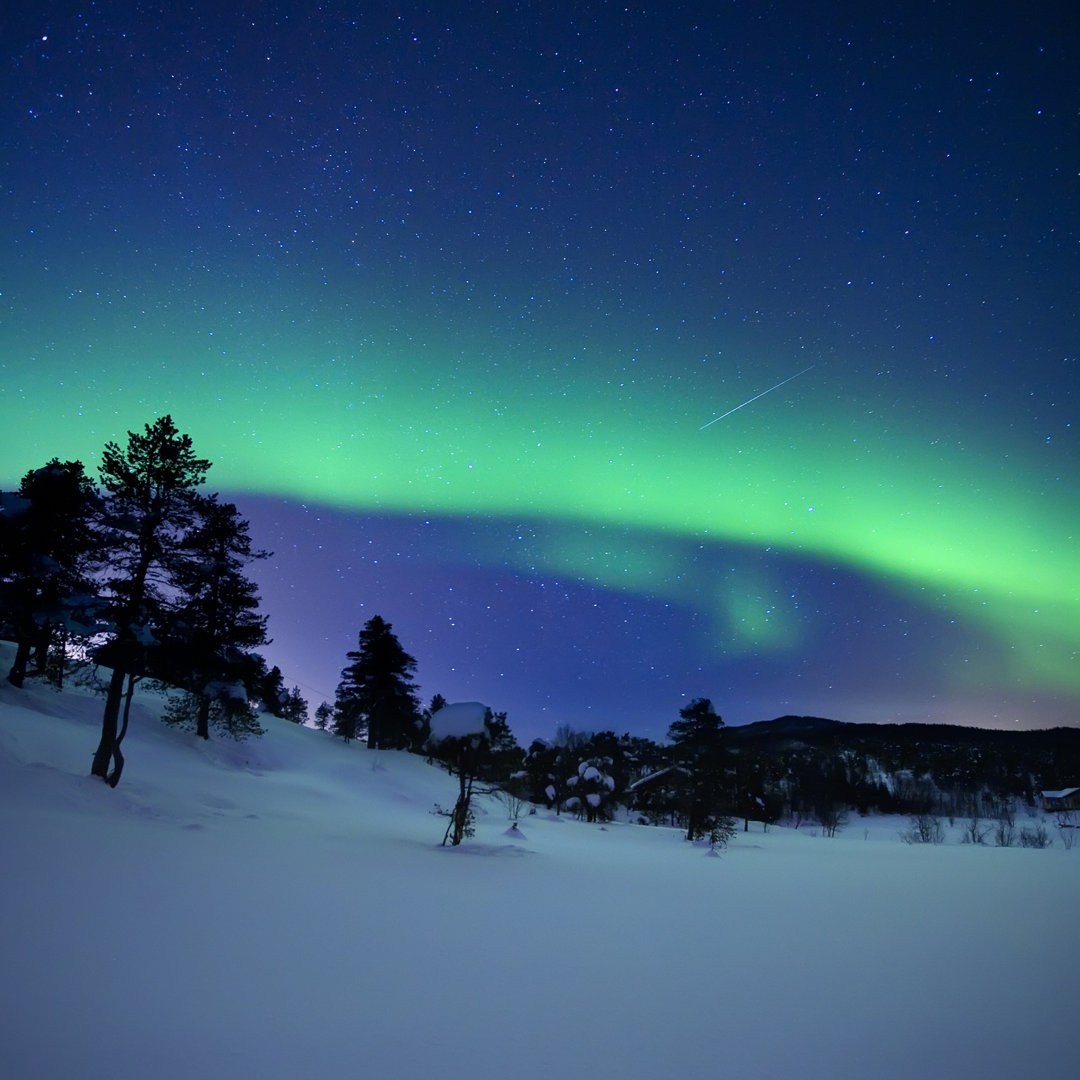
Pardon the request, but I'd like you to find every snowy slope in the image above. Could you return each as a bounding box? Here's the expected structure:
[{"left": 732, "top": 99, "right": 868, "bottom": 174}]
[{"left": 0, "top": 648, "right": 1075, "bottom": 1080}]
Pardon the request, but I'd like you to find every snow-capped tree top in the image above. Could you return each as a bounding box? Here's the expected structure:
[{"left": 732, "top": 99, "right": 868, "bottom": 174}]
[
  {"left": 579, "top": 762, "right": 616, "bottom": 789},
  {"left": 428, "top": 701, "right": 489, "bottom": 743}
]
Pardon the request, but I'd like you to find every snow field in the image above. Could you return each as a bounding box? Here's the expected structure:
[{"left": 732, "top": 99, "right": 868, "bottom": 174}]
[{"left": 0, "top": 659, "right": 1075, "bottom": 1079}]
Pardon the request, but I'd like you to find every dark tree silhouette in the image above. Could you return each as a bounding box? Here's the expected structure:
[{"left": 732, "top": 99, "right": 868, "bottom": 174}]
[
  {"left": 92, "top": 416, "right": 210, "bottom": 785},
  {"left": 278, "top": 687, "right": 309, "bottom": 725},
  {"left": 333, "top": 615, "right": 422, "bottom": 749},
  {"left": 667, "top": 697, "right": 735, "bottom": 842},
  {"left": 156, "top": 496, "right": 269, "bottom": 739},
  {"left": 427, "top": 703, "right": 521, "bottom": 845},
  {"left": 0, "top": 459, "right": 100, "bottom": 687}
]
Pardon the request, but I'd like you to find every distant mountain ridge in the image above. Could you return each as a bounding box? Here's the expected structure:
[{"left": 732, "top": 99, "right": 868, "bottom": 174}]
[
  {"left": 733, "top": 713, "right": 1080, "bottom": 749},
  {"left": 725, "top": 714, "right": 1080, "bottom": 816}
]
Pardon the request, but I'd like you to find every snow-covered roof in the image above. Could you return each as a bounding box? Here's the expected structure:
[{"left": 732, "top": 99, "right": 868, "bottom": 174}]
[{"left": 1040, "top": 787, "right": 1080, "bottom": 799}]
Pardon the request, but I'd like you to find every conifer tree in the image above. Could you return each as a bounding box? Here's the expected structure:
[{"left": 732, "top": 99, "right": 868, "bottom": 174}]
[
  {"left": 0, "top": 459, "right": 100, "bottom": 687},
  {"left": 667, "top": 697, "right": 735, "bottom": 842},
  {"left": 333, "top": 615, "right": 422, "bottom": 749},
  {"left": 92, "top": 416, "right": 211, "bottom": 785},
  {"left": 157, "top": 496, "right": 269, "bottom": 739},
  {"left": 258, "top": 664, "right": 287, "bottom": 716},
  {"left": 279, "top": 686, "right": 309, "bottom": 725}
]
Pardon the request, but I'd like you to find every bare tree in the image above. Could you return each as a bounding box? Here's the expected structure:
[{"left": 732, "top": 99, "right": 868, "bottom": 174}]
[
  {"left": 491, "top": 786, "right": 530, "bottom": 822},
  {"left": 1019, "top": 823, "right": 1051, "bottom": 848},
  {"left": 961, "top": 815, "right": 989, "bottom": 845},
  {"left": 816, "top": 804, "right": 848, "bottom": 838},
  {"left": 1057, "top": 813, "right": 1076, "bottom": 850},
  {"left": 993, "top": 804, "right": 1016, "bottom": 848},
  {"left": 901, "top": 814, "right": 946, "bottom": 844}
]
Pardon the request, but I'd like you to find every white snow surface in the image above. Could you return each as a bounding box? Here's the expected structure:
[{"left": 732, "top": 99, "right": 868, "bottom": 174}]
[
  {"left": 428, "top": 699, "right": 488, "bottom": 741},
  {"left": 0, "top": 647, "right": 1075, "bottom": 1080}
]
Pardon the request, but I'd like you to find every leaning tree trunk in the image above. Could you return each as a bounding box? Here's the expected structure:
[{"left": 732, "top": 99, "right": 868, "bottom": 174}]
[
  {"left": 446, "top": 771, "right": 476, "bottom": 847},
  {"left": 91, "top": 667, "right": 127, "bottom": 786},
  {"left": 443, "top": 768, "right": 468, "bottom": 846}
]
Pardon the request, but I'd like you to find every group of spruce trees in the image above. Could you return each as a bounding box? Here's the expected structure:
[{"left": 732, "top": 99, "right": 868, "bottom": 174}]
[{"left": 0, "top": 416, "right": 295, "bottom": 786}]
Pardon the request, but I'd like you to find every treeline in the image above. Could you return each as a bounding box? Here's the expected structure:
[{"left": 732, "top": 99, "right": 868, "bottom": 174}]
[
  {"left": 331, "top": 663, "right": 1080, "bottom": 843},
  {"left": 503, "top": 714, "right": 1080, "bottom": 836},
  {"left": 0, "top": 416, "right": 303, "bottom": 785}
]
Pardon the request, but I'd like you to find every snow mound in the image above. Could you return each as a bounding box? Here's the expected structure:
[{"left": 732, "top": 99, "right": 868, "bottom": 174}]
[{"left": 428, "top": 700, "right": 488, "bottom": 741}]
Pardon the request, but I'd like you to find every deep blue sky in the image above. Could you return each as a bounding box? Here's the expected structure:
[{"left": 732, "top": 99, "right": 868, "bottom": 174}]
[{"left": 2, "top": 2, "right": 1076, "bottom": 741}]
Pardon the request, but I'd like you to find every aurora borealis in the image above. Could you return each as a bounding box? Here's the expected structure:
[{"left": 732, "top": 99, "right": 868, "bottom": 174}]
[{"left": 2, "top": 2, "right": 1076, "bottom": 739}]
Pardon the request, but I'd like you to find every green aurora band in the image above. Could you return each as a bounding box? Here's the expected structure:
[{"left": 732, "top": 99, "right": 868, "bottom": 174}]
[{"left": 2, "top": 308, "right": 1076, "bottom": 706}]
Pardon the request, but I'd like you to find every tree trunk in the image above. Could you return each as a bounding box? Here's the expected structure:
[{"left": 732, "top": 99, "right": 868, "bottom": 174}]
[
  {"left": 447, "top": 771, "right": 473, "bottom": 846},
  {"left": 29, "top": 625, "right": 51, "bottom": 676},
  {"left": 91, "top": 667, "right": 126, "bottom": 784},
  {"left": 53, "top": 628, "right": 67, "bottom": 690},
  {"left": 197, "top": 695, "right": 211, "bottom": 740},
  {"left": 6, "top": 638, "right": 32, "bottom": 688}
]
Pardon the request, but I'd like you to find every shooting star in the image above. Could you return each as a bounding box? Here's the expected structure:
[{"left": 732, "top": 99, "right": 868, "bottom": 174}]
[{"left": 700, "top": 364, "right": 816, "bottom": 430}]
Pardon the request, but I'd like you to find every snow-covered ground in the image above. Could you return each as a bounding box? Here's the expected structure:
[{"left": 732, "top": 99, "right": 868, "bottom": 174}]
[{"left": 1, "top": 652, "right": 1075, "bottom": 1079}]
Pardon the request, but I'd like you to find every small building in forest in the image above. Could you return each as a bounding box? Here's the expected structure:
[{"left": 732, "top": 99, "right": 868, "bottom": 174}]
[{"left": 1039, "top": 787, "right": 1080, "bottom": 813}]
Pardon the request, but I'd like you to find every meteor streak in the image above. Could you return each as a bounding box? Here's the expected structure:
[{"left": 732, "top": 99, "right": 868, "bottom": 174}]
[{"left": 700, "top": 365, "right": 815, "bottom": 430}]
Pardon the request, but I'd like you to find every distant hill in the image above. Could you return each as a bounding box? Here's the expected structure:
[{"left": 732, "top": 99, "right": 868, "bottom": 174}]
[{"left": 725, "top": 714, "right": 1080, "bottom": 817}]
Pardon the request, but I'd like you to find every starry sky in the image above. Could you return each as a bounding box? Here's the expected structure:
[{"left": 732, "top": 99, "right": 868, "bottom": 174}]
[{"left": 2, "top": 1, "right": 1076, "bottom": 741}]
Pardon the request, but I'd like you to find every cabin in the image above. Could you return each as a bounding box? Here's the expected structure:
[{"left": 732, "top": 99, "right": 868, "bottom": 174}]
[{"left": 1039, "top": 787, "right": 1080, "bottom": 813}]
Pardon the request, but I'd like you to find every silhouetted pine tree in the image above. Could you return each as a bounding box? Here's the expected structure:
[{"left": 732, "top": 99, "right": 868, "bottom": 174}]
[
  {"left": 92, "top": 416, "right": 211, "bottom": 785},
  {"left": 279, "top": 686, "right": 309, "bottom": 725},
  {"left": 156, "top": 496, "right": 269, "bottom": 739},
  {"left": 257, "top": 664, "right": 287, "bottom": 716},
  {"left": 333, "top": 615, "right": 422, "bottom": 749},
  {"left": 667, "top": 697, "right": 735, "bottom": 842},
  {"left": 0, "top": 459, "right": 101, "bottom": 687}
]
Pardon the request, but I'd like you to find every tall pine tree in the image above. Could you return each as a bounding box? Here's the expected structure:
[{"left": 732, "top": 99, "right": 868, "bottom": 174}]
[
  {"left": 0, "top": 459, "right": 100, "bottom": 687},
  {"left": 92, "top": 416, "right": 210, "bottom": 785},
  {"left": 333, "top": 615, "right": 422, "bottom": 749},
  {"left": 158, "top": 496, "right": 269, "bottom": 739},
  {"left": 667, "top": 697, "right": 735, "bottom": 843}
]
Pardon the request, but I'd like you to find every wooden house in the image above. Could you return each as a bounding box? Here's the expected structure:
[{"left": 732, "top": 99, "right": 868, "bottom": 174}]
[{"left": 1039, "top": 787, "right": 1080, "bottom": 813}]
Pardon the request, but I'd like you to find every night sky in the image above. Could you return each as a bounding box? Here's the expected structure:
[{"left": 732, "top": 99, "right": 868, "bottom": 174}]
[{"left": 2, "top": 1, "right": 1076, "bottom": 741}]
